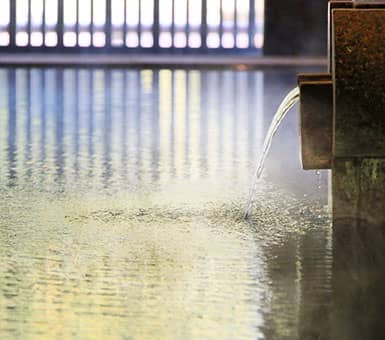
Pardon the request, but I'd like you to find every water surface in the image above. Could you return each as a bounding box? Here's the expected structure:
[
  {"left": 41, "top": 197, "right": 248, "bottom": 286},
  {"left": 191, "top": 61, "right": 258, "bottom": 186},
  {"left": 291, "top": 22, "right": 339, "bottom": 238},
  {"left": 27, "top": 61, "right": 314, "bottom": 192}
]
[{"left": 0, "top": 68, "right": 331, "bottom": 339}]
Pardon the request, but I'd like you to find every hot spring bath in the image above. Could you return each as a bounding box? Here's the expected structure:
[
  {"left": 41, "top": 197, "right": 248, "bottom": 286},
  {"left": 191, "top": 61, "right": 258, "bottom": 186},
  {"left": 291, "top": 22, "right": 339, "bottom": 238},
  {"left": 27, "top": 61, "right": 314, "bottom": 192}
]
[{"left": 0, "top": 67, "right": 331, "bottom": 339}]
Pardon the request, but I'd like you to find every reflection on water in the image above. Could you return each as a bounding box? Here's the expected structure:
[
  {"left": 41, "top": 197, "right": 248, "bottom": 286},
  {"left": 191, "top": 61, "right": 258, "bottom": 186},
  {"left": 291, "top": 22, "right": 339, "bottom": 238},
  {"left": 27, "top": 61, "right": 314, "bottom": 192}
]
[
  {"left": 0, "top": 68, "right": 266, "bottom": 190},
  {"left": 0, "top": 68, "right": 331, "bottom": 339}
]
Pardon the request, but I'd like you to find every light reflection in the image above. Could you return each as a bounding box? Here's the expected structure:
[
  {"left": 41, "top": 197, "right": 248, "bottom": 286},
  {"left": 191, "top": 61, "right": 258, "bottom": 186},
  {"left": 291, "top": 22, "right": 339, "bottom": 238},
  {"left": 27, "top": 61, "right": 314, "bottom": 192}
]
[
  {"left": 206, "top": 71, "right": 219, "bottom": 178},
  {"left": 188, "top": 70, "right": 201, "bottom": 180},
  {"left": 7, "top": 70, "right": 17, "bottom": 185},
  {"left": 0, "top": 70, "right": 8, "bottom": 179},
  {"left": 16, "top": 70, "right": 28, "bottom": 181},
  {"left": 174, "top": 70, "right": 187, "bottom": 178},
  {"left": 30, "top": 70, "right": 41, "bottom": 180},
  {"left": 63, "top": 70, "right": 75, "bottom": 183},
  {"left": 222, "top": 71, "right": 234, "bottom": 179},
  {"left": 0, "top": 68, "right": 265, "bottom": 190},
  {"left": 23, "top": 70, "right": 32, "bottom": 180},
  {"left": 159, "top": 69, "right": 172, "bottom": 182},
  {"left": 92, "top": 70, "right": 105, "bottom": 182}
]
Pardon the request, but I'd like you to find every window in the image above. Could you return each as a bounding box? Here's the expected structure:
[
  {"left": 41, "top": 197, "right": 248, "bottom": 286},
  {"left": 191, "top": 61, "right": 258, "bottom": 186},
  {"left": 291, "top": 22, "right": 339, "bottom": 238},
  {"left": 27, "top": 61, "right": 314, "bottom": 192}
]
[{"left": 0, "top": 0, "right": 264, "bottom": 50}]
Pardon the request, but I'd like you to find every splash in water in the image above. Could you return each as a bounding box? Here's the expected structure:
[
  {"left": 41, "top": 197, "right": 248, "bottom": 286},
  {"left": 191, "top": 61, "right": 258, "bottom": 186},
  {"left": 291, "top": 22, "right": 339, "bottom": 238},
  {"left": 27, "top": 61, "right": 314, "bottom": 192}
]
[{"left": 245, "top": 87, "right": 300, "bottom": 219}]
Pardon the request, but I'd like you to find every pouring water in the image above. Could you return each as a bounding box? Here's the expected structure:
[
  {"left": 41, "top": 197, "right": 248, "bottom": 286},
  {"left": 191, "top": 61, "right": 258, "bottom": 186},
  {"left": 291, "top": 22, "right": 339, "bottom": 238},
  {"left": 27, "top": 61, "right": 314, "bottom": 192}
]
[{"left": 245, "top": 87, "right": 300, "bottom": 219}]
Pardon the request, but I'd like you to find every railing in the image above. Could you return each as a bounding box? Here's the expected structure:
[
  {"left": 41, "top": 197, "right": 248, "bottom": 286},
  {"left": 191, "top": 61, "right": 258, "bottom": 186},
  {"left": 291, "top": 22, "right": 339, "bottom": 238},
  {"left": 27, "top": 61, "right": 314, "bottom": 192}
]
[{"left": 0, "top": 0, "right": 264, "bottom": 53}]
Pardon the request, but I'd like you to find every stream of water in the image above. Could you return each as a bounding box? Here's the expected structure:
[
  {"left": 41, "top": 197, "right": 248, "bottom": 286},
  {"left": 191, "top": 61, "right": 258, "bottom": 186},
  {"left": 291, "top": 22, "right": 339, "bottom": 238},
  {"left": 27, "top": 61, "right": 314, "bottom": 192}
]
[{"left": 245, "top": 87, "right": 300, "bottom": 218}]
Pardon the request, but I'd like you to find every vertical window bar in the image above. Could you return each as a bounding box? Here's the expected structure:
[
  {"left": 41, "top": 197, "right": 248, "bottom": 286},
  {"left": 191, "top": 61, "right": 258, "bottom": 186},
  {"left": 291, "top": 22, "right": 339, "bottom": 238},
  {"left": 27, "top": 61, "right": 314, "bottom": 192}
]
[
  {"left": 57, "top": 0, "right": 64, "bottom": 47},
  {"left": 201, "top": 0, "right": 207, "bottom": 48},
  {"left": 219, "top": 0, "right": 223, "bottom": 46},
  {"left": 42, "top": 0, "right": 46, "bottom": 41},
  {"left": 28, "top": 0, "right": 32, "bottom": 46},
  {"left": 171, "top": 0, "right": 175, "bottom": 47},
  {"left": 10, "top": 0, "right": 16, "bottom": 47},
  {"left": 106, "top": 0, "right": 112, "bottom": 47},
  {"left": 234, "top": 0, "right": 237, "bottom": 49},
  {"left": 184, "top": 0, "right": 188, "bottom": 47},
  {"left": 248, "top": 0, "right": 255, "bottom": 49},
  {"left": 153, "top": 0, "right": 160, "bottom": 49},
  {"left": 138, "top": 0, "right": 141, "bottom": 46},
  {"left": 124, "top": 0, "right": 128, "bottom": 48},
  {"left": 76, "top": 0, "right": 80, "bottom": 46},
  {"left": 90, "top": 0, "right": 94, "bottom": 44}
]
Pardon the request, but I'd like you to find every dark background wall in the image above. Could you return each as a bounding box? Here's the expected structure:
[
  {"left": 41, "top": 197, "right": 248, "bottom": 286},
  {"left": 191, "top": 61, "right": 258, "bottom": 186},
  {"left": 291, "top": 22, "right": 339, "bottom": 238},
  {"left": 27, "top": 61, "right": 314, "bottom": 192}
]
[{"left": 264, "top": 0, "right": 329, "bottom": 56}]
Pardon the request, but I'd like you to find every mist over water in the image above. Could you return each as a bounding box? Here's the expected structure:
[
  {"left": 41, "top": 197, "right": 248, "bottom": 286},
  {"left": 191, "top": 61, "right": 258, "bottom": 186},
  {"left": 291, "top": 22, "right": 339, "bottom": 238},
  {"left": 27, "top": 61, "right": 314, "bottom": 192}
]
[{"left": 0, "top": 68, "right": 331, "bottom": 339}]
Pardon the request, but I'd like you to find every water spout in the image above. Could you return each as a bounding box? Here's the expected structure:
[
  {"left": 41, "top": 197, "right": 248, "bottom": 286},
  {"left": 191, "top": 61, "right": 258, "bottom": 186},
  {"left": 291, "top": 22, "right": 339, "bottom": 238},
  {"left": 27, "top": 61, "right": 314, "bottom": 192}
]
[{"left": 245, "top": 87, "right": 300, "bottom": 219}]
